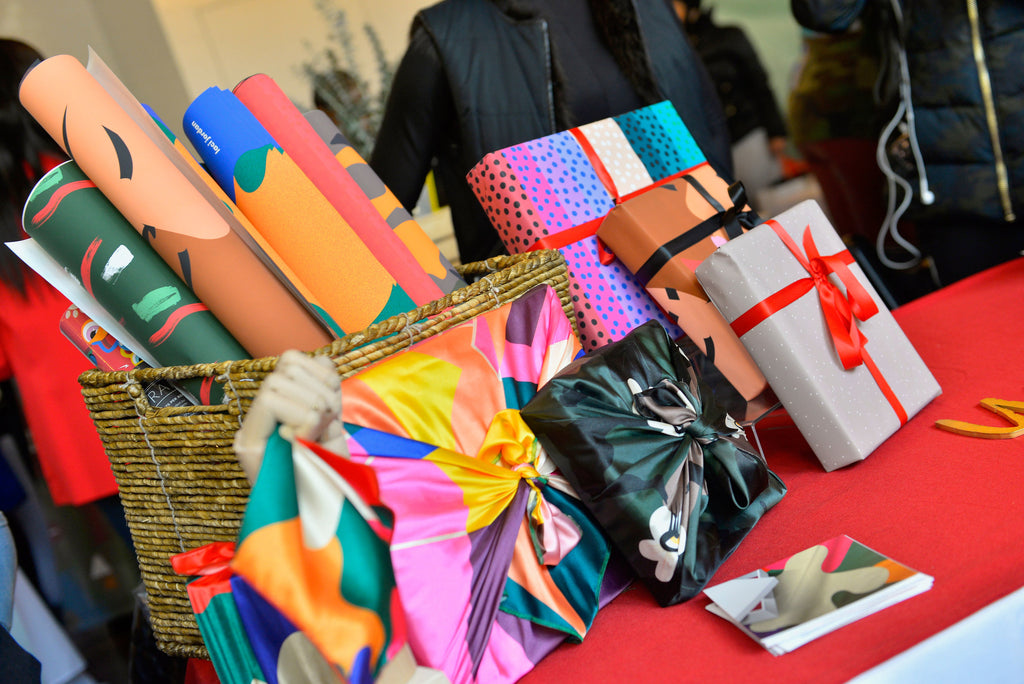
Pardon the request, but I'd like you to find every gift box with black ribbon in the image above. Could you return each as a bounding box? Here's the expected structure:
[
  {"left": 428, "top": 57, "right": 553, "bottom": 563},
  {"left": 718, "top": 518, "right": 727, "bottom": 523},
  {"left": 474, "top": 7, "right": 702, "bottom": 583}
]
[{"left": 595, "top": 163, "right": 767, "bottom": 401}]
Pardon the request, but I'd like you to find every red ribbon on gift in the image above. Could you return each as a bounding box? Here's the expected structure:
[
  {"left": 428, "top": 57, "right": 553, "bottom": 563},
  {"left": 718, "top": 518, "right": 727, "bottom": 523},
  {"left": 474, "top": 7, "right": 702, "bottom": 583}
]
[
  {"left": 525, "top": 124, "right": 706, "bottom": 264},
  {"left": 729, "top": 220, "right": 908, "bottom": 424}
]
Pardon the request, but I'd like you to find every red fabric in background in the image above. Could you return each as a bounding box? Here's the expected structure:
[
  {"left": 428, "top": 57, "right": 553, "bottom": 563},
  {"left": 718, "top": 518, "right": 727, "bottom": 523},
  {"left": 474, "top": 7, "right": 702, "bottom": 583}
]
[
  {"left": 184, "top": 657, "right": 220, "bottom": 684},
  {"left": 523, "top": 257, "right": 1024, "bottom": 683},
  {"left": 0, "top": 150, "right": 117, "bottom": 506},
  {"left": 0, "top": 274, "right": 117, "bottom": 505}
]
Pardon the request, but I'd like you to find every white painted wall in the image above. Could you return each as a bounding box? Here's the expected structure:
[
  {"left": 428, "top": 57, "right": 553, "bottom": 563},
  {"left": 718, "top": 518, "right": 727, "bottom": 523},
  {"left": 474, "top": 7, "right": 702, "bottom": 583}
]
[
  {"left": 1, "top": 0, "right": 191, "bottom": 138},
  {"left": 151, "top": 0, "right": 430, "bottom": 110},
  {"left": 2, "top": 0, "right": 430, "bottom": 141},
  {"left": 3, "top": 0, "right": 802, "bottom": 145}
]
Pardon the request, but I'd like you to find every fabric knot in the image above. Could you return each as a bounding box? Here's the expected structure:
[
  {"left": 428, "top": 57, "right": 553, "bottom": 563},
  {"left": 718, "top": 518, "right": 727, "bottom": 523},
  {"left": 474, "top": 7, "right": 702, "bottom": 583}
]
[
  {"left": 630, "top": 378, "right": 700, "bottom": 432},
  {"left": 686, "top": 417, "right": 720, "bottom": 446},
  {"left": 477, "top": 408, "right": 547, "bottom": 527},
  {"left": 809, "top": 256, "right": 830, "bottom": 283},
  {"left": 478, "top": 409, "right": 540, "bottom": 472},
  {"left": 627, "top": 376, "right": 753, "bottom": 466}
]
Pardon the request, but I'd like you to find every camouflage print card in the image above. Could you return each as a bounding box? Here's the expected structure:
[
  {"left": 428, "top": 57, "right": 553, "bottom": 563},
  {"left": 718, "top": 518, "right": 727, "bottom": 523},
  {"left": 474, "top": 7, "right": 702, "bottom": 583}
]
[{"left": 704, "top": 535, "right": 933, "bottom": 655}]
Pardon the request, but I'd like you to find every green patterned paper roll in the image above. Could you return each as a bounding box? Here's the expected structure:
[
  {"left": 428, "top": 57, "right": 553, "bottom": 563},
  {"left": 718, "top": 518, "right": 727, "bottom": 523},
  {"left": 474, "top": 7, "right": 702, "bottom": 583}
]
[{"left": 23, "top": 161, "right": 248, "bottom": 404}]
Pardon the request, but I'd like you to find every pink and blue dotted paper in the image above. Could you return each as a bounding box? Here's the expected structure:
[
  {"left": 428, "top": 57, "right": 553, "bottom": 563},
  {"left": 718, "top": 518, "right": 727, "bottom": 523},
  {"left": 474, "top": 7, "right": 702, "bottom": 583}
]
[{"left": 468, "top": 101, "right": 706, "bottom": 350}]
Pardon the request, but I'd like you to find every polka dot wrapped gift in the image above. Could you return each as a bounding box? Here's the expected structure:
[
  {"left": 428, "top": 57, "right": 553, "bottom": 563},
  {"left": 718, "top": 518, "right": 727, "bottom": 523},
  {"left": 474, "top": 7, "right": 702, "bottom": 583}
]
[
  {"left": 695, "top": 200, "right": 942, "bottom": 471},
  {"left": 468, "top": 101, "right": 706, "bottom": 351}
]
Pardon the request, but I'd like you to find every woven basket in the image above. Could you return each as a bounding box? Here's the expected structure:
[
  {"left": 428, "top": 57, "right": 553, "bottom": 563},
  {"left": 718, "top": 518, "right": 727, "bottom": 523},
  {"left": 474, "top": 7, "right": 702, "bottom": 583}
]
[{"left": 78, "top": 250, "right": 573, "bottom": 659}]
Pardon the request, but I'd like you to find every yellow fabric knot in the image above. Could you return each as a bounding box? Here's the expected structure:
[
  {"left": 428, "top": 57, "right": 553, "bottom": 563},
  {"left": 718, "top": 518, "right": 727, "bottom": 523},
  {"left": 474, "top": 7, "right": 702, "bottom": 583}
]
[{"left": 477, "top": 408, "right": 546, "bottom": 526}]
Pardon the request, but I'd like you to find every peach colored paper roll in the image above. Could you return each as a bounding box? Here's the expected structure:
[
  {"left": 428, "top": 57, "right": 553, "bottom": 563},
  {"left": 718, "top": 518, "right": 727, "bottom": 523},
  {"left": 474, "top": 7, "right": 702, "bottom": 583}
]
[
  {"left": 19, "top": 54, "right": 332, "bottom": 358},
  {"left": 233, "top": 74, "right": 446, "bottom": 303},
  {"left": 82, "top": 50, "right": 340, "bottom": 339},
  {"left": 185, "top": 87, "right": 416, "bottom": 334}
]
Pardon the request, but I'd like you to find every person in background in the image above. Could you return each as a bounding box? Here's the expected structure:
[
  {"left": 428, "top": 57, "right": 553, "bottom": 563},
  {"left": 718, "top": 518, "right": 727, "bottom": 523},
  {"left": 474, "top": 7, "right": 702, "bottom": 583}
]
[
  {"left": 787, "top": 16, "right": 887, "bottom": 245},
  {"left": 675, "top": 0, "right": 790, "bottom": 202},
  {"left": 370, "top": 0, "right": 734, "bottom": 265},
  {"left": 0, "top": 38, "right": 122, "bottom": 536},
  {"left": 791, "top": 0, "right": 1024, "bottom": 287},
  {"left": 1, "top": 510, "right": 42, "bottom": 681}
]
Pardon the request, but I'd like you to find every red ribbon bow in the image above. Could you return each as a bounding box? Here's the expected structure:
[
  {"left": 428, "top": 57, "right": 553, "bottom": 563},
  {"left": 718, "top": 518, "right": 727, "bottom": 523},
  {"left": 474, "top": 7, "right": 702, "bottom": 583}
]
[{"left": 730, "top": 221, "right": 907, "bottom": 424}]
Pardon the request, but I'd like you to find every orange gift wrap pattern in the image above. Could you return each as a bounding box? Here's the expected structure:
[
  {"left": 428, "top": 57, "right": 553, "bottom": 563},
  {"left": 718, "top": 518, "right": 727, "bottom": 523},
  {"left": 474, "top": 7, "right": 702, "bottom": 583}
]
[
  {"left": 184, "top": 86, "right": 417, "bottom": 335},
  {"left": 18, "top": 52, "right": 333, "bottom": 358},
  {"left": 596, "top": 163, "right": 767, "bottom": 400}
]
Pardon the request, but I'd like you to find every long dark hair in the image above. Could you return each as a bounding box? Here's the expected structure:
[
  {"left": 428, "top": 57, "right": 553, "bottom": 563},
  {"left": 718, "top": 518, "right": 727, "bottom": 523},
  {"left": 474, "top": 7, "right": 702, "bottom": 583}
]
[{"left": 0, "top": 38, "right": 64, "bottom": 295}]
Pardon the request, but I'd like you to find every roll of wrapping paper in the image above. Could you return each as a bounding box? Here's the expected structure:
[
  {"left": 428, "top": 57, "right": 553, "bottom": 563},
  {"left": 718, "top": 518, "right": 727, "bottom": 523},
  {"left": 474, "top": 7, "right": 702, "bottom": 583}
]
[
  {"left": 59, "top": 306, "right": 195, "bottom": 409},
  {"left": 142, "top": 105, "right": 342, "bottom": 337},
  {"left": 185, "top": 87, "right": 416, "bottom": 334},
  {"left": 233, "top": 74, "right": 451, "bottom": 302},
  {"left": 24, "top": 161, "right": 247, "bottom": 404},
  {"left": 303, "top": 109, "right": 466, "bottom": 291},
  {"left": 18, "top": 53, "right": 333, "bottom": 358}
]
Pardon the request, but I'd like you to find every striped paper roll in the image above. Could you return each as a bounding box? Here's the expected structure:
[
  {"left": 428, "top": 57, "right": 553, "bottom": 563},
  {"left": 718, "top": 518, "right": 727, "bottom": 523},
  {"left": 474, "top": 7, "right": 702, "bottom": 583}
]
[
  {"left": 304, "top": 109, "right": 466, "bottom": 292},
  {"left": 18, "top": 53, "right": 333, "bottom": 358}
]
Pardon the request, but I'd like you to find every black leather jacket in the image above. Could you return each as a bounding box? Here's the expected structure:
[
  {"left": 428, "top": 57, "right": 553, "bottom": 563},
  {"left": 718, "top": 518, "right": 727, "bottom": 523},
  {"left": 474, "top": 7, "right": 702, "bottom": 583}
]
[{"left": 371, "top": 0, "right": 733, "bottom": 264}]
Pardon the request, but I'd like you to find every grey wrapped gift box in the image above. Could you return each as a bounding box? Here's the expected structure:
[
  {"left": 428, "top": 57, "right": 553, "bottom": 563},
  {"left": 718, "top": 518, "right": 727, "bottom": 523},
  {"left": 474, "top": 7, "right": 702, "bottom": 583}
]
[{"left": 694, "top": 200, "right": 941, "bottom": 471}]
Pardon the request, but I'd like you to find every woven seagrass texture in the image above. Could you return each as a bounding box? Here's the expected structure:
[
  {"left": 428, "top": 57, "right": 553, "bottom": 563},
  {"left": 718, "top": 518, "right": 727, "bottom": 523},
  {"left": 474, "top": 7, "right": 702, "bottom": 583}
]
[{"left": 77, "top": 250, "right": 573, "bottom": 659}]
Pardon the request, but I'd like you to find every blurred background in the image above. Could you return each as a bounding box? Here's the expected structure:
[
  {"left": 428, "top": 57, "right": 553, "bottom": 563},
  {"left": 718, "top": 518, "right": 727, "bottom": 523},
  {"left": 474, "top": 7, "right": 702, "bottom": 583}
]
[{"left": 0, "top": 0, "right": 801, "bottom": 154}]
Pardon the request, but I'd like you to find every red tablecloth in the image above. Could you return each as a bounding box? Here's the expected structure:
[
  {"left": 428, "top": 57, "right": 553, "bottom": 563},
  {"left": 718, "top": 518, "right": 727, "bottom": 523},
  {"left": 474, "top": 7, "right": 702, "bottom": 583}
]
[{"left": 523, "top": 257, "right": 1024, "bottom": 683}]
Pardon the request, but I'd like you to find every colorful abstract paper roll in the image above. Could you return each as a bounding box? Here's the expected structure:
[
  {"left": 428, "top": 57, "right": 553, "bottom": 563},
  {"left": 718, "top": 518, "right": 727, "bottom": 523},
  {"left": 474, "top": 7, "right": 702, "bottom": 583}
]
[
  {"left": 18, "top": 53, "right": 333, "bottom": 358},
  {"left": 59, "top": 306, "right": 198, "bottom": 409},
  {"left": 185, "top": 87, "right": 416, "bottom": 334},
  {"left": 143, "top": 105, "right": 344, "bottom": 338},
  {"left": 82, "top": 51, "right": 341, "bottom": 340},
  {"left": 233, "top": 74, "right": 452, "bottom": 302},
  {"left": 24, "top": 162, "right": 247, "bottom": 404},
  {"left": 60, "top": 305, "right": 141, "bottom": 372},
  {"left": 304, "top": 108, "right": 466, "bottom": 293}
]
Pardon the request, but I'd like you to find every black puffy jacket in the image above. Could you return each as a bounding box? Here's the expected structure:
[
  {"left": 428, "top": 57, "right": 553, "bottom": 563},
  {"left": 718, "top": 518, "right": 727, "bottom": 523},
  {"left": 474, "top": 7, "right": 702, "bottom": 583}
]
[
  {"left": 371, "top": 0, "right": 733, "bottom": 264},
  {"left": 791, "top": 0, "right": 1024, "bottom": 226}
]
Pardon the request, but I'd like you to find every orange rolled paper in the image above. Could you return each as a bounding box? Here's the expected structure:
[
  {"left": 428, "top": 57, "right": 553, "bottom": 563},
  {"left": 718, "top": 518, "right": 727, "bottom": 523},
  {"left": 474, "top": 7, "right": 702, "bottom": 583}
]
[{"left": 185, "top": 86, "right": 417, "bottom": 334}]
